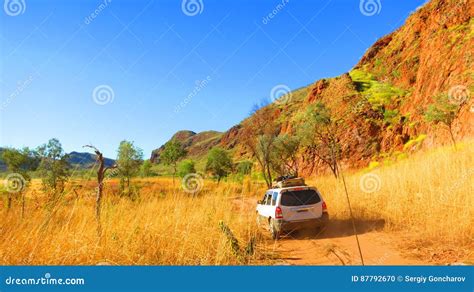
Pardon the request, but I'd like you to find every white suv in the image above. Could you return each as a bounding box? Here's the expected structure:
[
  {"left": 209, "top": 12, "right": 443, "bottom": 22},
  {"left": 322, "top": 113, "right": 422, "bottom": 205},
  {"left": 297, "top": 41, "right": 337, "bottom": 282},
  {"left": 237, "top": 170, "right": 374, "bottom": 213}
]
[{"left": 256, "top": 180, "right": 328, "bottom": 240}]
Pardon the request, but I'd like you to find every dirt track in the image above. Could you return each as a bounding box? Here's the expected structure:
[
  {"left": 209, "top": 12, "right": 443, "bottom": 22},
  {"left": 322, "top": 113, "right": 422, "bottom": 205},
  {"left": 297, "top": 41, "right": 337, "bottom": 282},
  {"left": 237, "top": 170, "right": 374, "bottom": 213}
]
[
  {"left": 233, "top": 197, "right": 470, "bottom": 265},
  {"left": 235, "top": 198, "right": 421, "bottom": 265},
  {"left": 268, "top": 219, "right": 423, "bottom": 265}
]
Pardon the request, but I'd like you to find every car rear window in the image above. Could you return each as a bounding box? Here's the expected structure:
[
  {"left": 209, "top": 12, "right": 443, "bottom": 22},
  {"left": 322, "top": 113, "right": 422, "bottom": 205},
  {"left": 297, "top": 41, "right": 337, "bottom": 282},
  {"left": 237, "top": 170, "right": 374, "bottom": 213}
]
[{"left": 280, "top": 189, "right": 321, "bottom": 206}]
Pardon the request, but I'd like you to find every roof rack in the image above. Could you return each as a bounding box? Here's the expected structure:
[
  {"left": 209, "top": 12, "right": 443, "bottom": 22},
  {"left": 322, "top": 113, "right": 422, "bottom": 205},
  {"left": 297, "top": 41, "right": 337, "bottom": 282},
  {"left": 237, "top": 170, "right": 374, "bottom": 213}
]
[{"left": 272, "top": 176, "right": 306, "bottom": 188}]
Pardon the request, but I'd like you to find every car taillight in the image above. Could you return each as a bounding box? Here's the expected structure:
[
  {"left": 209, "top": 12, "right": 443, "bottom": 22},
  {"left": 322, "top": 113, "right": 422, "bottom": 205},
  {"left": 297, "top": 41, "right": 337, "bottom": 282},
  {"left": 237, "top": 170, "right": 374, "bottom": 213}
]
[
  {"left": 322, "top": 201, "right": 328, "bottom": 212},
  {"left": 275, "top": 207, "right": 283, "bottom": 219}
]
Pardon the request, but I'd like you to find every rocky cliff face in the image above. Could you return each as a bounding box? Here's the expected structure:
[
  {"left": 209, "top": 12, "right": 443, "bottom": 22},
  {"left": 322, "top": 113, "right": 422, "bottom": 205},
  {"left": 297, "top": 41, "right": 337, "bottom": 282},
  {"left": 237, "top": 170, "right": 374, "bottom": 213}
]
[
  {"left": 354, "top": 0, "right": 474, "bottom": 146},
  {"left": 152, "top": 0, "right": 473, "bottom": 174}
]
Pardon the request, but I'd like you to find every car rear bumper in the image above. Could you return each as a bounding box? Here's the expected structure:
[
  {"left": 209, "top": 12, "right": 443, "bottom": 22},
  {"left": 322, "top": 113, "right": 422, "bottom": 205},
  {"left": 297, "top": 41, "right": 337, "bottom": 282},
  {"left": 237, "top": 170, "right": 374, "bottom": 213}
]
[{"left": 274, "top": 213, "right": 329, "bottom": 232}]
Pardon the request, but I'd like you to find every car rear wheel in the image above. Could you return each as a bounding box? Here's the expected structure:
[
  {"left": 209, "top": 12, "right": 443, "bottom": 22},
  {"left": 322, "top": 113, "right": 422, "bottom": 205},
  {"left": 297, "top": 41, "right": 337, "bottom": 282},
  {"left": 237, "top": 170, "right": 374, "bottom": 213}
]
[{"left": 269, "top": 219, "right": 280, "bottom": 240}]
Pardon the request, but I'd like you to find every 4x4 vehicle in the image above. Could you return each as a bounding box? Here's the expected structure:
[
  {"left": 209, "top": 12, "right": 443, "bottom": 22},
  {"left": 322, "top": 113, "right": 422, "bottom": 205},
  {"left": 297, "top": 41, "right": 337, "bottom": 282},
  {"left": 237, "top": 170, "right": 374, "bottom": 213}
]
[{"left": 256, "top": 177, "right": 328, "bottom": 239}]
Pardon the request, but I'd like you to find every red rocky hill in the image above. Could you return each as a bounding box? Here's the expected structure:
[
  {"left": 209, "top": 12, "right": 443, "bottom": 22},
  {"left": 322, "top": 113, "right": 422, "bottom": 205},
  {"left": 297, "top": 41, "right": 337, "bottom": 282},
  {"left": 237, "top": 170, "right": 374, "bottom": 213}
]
[{"left": 152, "top": 0, "right": 473, "bottom": 175}]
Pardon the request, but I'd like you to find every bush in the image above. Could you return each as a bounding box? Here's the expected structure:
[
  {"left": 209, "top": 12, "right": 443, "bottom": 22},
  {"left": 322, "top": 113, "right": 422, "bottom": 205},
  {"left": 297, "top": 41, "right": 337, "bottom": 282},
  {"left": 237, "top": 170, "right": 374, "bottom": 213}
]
[
  {"left": 383, "top": 109, "right": 399, "bottom": 124},
  {"left": 349, "top": 69, "right": 407, "bottom": 110},
  {"left": 236, "top": 160, "right": 253, "bottom": 175},
  {"left": 141, "top": 160, "right": 154, "bottom": 177},
  {"left": 206, "top": 147, "right": 233, "bottom": 182},
  {"left": 178, "top": 160, "right": 196, "bottom": 178}
]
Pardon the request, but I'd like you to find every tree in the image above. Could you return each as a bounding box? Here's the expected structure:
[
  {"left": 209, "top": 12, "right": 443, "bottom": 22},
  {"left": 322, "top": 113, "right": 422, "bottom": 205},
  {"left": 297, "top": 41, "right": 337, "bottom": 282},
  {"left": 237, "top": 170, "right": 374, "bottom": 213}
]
[
  {"left": 140, "top": 160, "right": 154, "bottom": 177},
  {"left": 2, "top": 147, "right": 37, "bottom": 216},
  {"left": 299, "top": 103, "right": 364, "bottom": 263},
  {"left": 161, "top": 140, "right": 186, "bottom": 183},
  {"left": 205, "top": 147, "right": 233, "bottom": 183},
  {"left": 255, "top": 135, "right": 277, "bottom": 186},
  {"left": 116, "top": 140, "right": 143, "bottom": 197},
  {"left": 424, "top": 94, "right": 461, "bottom": 148},
  {"left": 178, "top": 159, "right": 196, "bottom": 178},
  {"left": 84, "top": 145, "right": 117, "bottom": 233},
  {"left": 271, "top": 134, "right": 301, "bottom": 177},
  {"left": 241, "top": 106, "right": 280, "bottom": 187},
  {"left": 236, "top": 160, "right": 253, "bottom": 176},
  {"left": 37, "top": 138, "right": 70, "bottom": 201},
  {"left": 298, "top": 102, "right": 342, "bottom": 178}
]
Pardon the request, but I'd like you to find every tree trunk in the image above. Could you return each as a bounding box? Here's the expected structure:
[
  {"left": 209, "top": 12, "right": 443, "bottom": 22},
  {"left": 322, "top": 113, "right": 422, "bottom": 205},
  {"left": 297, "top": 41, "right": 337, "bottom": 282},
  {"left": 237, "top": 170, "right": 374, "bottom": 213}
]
[
  {"left": 448, "top": 126, "right": 457, "bottom": 150},
  {"left": 265, "top": 165, "right": 272, "bottom": 188},
  {"left": 328, "top": 137, "right": 339, "bottom": 178},
  {"left": 330, "top": 165, "right": 338, "bottom": 178},
  {"left": 84, "top": 145, "right": 117, "bottom": 236},
  {"left": 96, "top": 167, "right": 104, "bottom": 223},
  {"left": 173, "top": 164, "right": 177, "bottom": 185}
]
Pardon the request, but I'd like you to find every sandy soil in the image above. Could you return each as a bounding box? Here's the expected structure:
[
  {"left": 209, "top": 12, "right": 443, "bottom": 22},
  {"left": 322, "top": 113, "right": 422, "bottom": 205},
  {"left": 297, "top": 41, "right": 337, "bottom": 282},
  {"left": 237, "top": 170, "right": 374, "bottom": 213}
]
[
  {"left": 233, "top": 197, "right": 471, "bottom": 265},
  {"left": 267, "top": 219, "right": 423, "bottom": 265}
]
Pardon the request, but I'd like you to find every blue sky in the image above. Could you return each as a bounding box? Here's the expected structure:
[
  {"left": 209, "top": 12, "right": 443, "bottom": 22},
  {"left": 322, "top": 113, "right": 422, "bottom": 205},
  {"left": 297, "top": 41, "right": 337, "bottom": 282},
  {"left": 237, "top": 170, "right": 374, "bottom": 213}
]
[{"left": 0, "top": 0, "right": 427, "bottom": 158}]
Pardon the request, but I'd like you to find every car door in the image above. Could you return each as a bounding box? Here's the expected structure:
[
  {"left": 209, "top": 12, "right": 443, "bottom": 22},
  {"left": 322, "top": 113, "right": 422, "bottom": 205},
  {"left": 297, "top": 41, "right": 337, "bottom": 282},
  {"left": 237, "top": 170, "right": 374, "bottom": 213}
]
[
  {"left": 259, "top": 192, "right": 273, "bottom": 219},
  {"left": 257, "top": 192, "right": 270, "bottom": 218}
]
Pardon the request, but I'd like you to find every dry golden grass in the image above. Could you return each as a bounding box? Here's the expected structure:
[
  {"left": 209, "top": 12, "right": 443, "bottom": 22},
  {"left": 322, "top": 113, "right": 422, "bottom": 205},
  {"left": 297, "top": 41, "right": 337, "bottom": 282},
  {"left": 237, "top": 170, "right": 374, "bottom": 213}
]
[
  {"left": 313, "top": 140, "right": 474, "bottom": 245},
  {"left": 0, "top": 178, "right": 269, "bottom": 265},
  {"left": 0, "top": 140, "right": 472, "bottom": 265}
]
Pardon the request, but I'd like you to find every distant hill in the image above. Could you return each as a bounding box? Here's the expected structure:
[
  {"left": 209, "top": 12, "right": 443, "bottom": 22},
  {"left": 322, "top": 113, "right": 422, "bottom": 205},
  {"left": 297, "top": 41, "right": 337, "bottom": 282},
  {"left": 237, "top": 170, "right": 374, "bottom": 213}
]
[
  {"left": 67, "top": 152, "right": 115, "bottom": 169},
  {"left": 0, "top": 149, "right": 115, "bottom": 171},
  {"left": 151, "top": 130, "right": 223, "bottom": 163},
  {"left": 152, "top": 0, "right": 474, "bottom": 174}
]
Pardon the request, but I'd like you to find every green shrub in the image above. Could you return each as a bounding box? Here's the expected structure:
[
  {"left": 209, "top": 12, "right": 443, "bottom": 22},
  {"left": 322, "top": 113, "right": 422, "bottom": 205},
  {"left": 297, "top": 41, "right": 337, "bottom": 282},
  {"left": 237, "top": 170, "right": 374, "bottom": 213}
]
[
  {"left": 236, "top": 160, "right": 253, "bottom": 176},
  {"left": 349, "top": 69, "right": 407, "bottom": 110},
  {"left": 403, "top": 134, "right": 427, "bottom": 151},
  {"left": 178, "top": 159, "right": 196, "bottom": 178},
  {"left": 383, "top": 109, "right": 399, "bottom": 124},
  {"left": 205, "top": 147, "right": 233, "bottom": 182}
]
